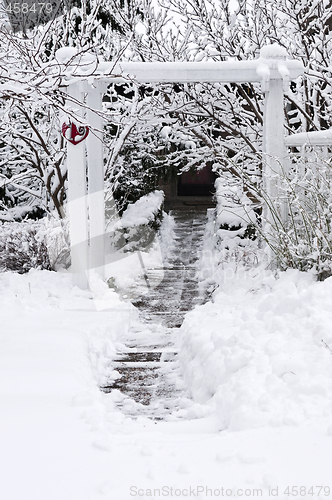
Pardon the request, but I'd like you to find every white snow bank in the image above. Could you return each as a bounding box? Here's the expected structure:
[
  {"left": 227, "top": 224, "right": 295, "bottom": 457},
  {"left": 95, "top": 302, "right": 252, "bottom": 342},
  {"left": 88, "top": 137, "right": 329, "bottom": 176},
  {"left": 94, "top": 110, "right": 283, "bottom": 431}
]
[
  {"left": 180, "top": 267, "right": 332, "bottom": 431},
  {"left": 0, "top": 269, "right": 136, "bottom": 499}
]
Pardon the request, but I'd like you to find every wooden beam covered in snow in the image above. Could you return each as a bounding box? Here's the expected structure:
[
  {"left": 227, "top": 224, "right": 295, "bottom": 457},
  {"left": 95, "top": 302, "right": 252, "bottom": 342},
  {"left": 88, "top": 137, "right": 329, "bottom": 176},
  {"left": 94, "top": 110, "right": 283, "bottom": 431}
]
[
  {"left": 96, "top": 59, "right": 304, "bottom": 84},
  {"left": 285, "top": 129, "right": 332, "bottom": 147}
]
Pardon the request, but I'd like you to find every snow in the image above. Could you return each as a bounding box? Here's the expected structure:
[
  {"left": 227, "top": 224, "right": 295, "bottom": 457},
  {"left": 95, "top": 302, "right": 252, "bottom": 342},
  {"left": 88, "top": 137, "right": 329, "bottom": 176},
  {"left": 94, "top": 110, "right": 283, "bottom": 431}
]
[
  {"left": 285, "top": 128, "right": 332, "bottom": 147},
  {"left": 256, "top": 61, "right": 270, "bottom": 80},
  {"left": 180, "top": 268, "right": 332, "bottom": 430},
  {"left": 260, "top": 44, "right": 288, "bottom": 60},
  {"left": 104, "top": 190, "right": 167, "bottom": 289},
  {"left": 54, "top": 44, "right": 303, "bottom": 86},
  {"left": 110, "top": 190, "right": 164, "bottom": 230},
  {"left": 1, "top": 218, "right": 332, "bottom": 498},
  {"left": 55, "top": 48, "right": 98, "bottom": 73},
  {"left": 55, "top": 47, "right": 78, "bottom": 64},
  {"left": 99, "top": 57, "right": 304, "bottom": 84},
  {"left": 215, "top": 177, "right": 255, "bottom": 228}
]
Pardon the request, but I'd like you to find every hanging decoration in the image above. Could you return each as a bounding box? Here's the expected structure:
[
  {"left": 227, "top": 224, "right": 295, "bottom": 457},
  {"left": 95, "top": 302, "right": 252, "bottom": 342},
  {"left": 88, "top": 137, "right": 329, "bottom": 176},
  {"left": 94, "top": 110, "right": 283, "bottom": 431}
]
[{"left": 61, "top": 122, "right": 89, "bottom": 145}]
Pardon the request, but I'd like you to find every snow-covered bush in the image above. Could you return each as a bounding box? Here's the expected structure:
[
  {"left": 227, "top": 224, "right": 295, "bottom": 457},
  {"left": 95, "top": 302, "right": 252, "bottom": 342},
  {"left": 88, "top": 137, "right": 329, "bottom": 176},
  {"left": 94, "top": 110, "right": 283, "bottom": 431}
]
[
  {"left": 0, "top": 216, "right": 70, "bottom": 273},
  {"left": 196, "top": 206, "right": 262, "bottom": 302},
  {"left": 0, "top": 220, "right": 51, "bottom": 273},
  {"left": 198, "top": 178, "right": 260, "bottom": 294},
  {"left": 106, "top": 190, "right": 164, "bottom": 253},
  {"left": 212, "top": 151, "right": 332, "bottom": 281},
  {"left": 42, "top": 217, "right": 70, "bottom": 270},
  {"left": 215, "top": 177, "right": 257, "bottom": 242},
  {"left": 260, "top": 149, "right": 332, "bottom": 279},
  {"left": 212, "top": 148, "right": 332, "bottom": 281}
]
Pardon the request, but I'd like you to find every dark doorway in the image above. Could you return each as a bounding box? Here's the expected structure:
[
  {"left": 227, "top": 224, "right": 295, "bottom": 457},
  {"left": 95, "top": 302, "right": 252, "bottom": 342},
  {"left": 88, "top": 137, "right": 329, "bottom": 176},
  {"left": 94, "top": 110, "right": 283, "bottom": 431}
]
[{"left": 177, "top": 164, "right": 216, "bottom": 196}]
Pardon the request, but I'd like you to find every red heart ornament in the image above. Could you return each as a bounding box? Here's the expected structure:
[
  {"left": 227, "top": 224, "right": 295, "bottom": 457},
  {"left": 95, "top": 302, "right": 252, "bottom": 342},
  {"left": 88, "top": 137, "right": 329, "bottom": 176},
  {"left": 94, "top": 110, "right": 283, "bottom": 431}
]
[{"left": 62, "top": 122, "right": 89, "bottom": 145}]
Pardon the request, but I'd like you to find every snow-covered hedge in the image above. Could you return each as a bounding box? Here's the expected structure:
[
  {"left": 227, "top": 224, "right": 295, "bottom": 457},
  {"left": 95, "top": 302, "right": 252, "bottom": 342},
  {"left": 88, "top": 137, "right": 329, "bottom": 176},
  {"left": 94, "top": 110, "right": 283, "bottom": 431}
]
[
  {"left": 107, "top": 190, "right": 164, "bottom": 253},
  {"left": 197, "top": 204, "right": 260, "bottom": 302},
  {"left": 113, "top": 190, "right": 164, "bottom": 229},
  {"left": 215, "top": 178, "right": 256, "bottom": 248},
  {"left": 0, "top": 217, "right": 70, "bottom": 273},
  {"left": 0, "top": 220, "right": 51, "bottom": 273},
  {"left": 0, "top": 190, "right": 165, "bottom": 274},
  {"left": 215, "top": 178, "right": 255, "bottom": 231}
]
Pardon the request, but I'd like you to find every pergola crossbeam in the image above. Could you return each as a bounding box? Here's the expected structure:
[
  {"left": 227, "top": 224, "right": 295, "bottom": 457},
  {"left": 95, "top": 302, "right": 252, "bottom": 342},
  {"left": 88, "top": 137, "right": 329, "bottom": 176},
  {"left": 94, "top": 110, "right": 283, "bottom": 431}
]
[{"left": 94, "top": 60, "right": 304, "bottom": 85}]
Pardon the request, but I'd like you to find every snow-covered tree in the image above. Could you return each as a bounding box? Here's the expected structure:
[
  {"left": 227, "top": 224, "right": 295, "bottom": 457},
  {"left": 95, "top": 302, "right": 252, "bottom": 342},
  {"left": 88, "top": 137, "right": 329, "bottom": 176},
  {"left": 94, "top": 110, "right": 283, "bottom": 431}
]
[
  {"left": 2, "top": 0, "right": 332, "bottom": 228},
  {"left": 0, "top": 0, "right": 133, "bottom": 220}
]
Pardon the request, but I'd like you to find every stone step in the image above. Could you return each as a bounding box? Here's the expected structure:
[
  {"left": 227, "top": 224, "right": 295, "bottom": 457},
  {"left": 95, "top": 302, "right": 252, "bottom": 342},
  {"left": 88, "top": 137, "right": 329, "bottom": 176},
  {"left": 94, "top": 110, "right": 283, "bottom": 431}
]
[
  {"left": 101, "top": 207, "right": 213, "bottom": 418},
  {"left": 114, "top": 351, "right": 177, "bottom": 363}
]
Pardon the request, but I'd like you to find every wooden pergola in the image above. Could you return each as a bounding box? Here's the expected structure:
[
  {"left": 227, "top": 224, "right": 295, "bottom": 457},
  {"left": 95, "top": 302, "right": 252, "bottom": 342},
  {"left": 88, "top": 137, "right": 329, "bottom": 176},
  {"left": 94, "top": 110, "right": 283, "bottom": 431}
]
[{"left": 60, "top": 44, "right": 304, "bottom": 288}]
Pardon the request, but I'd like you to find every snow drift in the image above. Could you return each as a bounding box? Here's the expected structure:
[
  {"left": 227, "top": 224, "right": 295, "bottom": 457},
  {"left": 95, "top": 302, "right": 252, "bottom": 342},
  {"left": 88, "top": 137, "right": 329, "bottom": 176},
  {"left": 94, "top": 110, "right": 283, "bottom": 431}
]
[{"left": 180, "top": 268, "right": 332, "bottom": 431}]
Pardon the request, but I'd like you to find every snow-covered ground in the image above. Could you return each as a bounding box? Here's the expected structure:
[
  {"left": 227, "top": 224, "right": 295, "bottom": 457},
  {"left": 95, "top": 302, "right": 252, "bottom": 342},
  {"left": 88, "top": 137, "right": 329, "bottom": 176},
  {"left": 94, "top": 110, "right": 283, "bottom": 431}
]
[{"left": 1, "top": 214, "right": 332, "bottom": 499}]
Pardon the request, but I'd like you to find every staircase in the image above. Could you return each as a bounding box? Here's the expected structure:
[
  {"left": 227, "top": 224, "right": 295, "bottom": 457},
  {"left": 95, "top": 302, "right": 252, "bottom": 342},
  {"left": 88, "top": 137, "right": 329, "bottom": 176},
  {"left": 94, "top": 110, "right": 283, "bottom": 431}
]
[{"left": 100, "top": 208, "right": 210, "bottom": 419}]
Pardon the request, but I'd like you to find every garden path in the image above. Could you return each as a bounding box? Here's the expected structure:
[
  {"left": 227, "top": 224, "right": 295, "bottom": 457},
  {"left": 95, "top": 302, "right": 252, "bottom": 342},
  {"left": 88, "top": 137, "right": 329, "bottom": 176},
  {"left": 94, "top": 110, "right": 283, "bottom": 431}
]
[{"left": 101, "top": 208, "right": 210, "bottom": 420}]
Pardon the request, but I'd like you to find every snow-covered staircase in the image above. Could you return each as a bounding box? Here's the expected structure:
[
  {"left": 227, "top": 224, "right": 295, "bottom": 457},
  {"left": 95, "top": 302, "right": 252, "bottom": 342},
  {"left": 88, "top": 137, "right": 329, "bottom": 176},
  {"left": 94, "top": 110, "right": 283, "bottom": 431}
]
[{"left": 101, "top": 208, "right": 210, "bottom": 419}]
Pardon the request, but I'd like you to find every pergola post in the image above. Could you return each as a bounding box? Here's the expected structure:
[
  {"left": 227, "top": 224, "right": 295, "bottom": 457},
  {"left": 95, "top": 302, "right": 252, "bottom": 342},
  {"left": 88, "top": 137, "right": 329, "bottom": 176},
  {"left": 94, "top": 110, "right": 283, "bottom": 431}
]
[
  {"left": 261, "top": 46, "right": 289, "bottom": 230},
  {"left": 66, "top": 82, "right": 89, "bottom": 289},
  {"left": 86, "top": 82, "right": 105, "bottom": 279}
]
